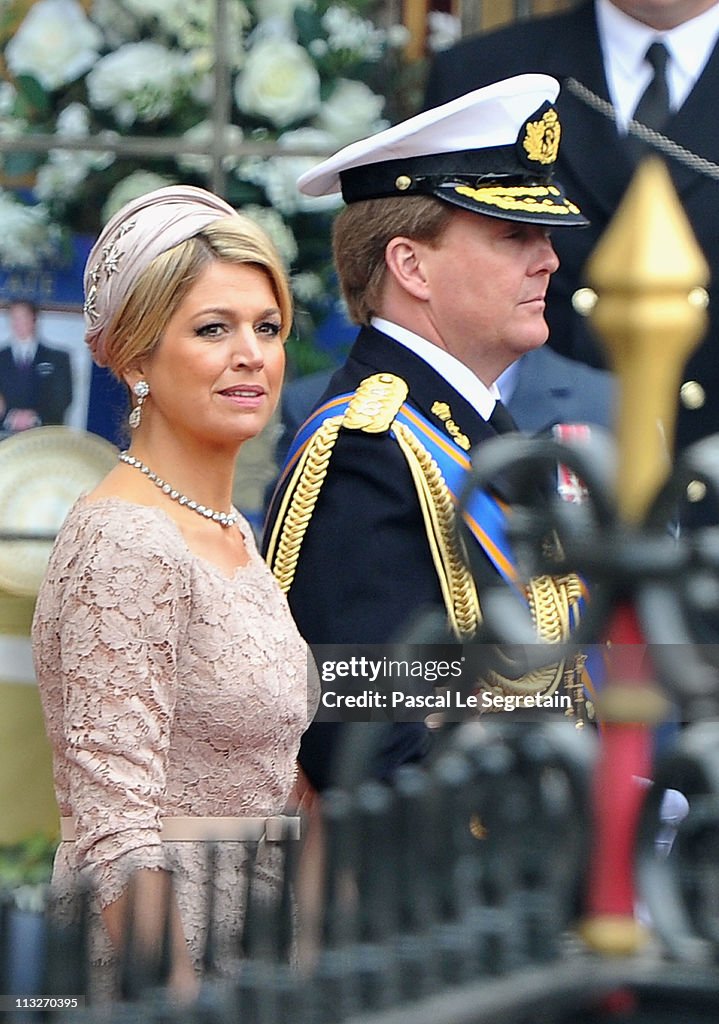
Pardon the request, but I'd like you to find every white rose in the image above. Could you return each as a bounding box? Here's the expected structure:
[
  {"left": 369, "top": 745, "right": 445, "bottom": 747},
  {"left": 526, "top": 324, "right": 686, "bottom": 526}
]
[
  {"left": 427, "top": 12, "right": 462, "bottom": 53},
  {"left": 35, "top": 154, "right": 91, "bottom": 204},
  {"left": 0, "top": 191, "right": 58, "bottom": 267},
  {"left": 235, "top": 38, "right": 320, "bottom": 128},
  {"left": 308, "top": 39, "right": 328, "bottom": 58},
  {"left": 254, "top": 129, "right": 341, "bottom": 215},
  {"left": 279, "top": 127, "right": 335, "bottom": 156},
  {"left": 123, "top": 0, "right": 250, "bottom": 63},
  {"left": 86, "top": 42, "right": 189, "bottom": 128},
  {"left": 317, "top": 80, "right": 386, "bottom": 146},
  {"left": 88, "top": 0, "right": 142, "bottom": 48},
  {"left": 56, "top": 102, "right": 90, "bottom": 137},
  {"left": 5, "top": 0, "right": 102, "bottom": 91},
  {"left": 321, "top": 6, "right": 385, "bottom": 62},
  {"left": 42, "top": 107, "right": 116, "bottom": 178},
  {"left": 387, "top": 25, "right": 411, "bottom": 48},
  {"left": 291, "top": 271, "right": 324, "bottom": 304}
]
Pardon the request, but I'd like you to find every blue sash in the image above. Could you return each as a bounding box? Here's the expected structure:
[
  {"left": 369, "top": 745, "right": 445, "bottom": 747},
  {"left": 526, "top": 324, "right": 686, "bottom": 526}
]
[{"left": 276, "top": 392, "right": 521, "bottom": 587}]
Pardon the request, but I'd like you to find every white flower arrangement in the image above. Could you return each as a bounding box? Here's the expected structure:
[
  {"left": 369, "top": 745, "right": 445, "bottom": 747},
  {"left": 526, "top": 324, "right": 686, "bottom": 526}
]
[
  {"left": 5, "top": 0, "right": 102, "bottom": 91},
  {"left": 234, "top": 37, "right": 321, "bottom": 128},
  {"left": 0, "top": 0, "right": 417, "bottom": 370},
  {"left": 0, "top": 188, "right": 60, "bottom": 267}
]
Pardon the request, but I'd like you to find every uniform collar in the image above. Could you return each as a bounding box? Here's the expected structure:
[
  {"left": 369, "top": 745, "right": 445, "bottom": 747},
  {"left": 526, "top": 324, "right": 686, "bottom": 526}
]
[{"left": 371, "top": 316, "right": 500, "bottom": 422}]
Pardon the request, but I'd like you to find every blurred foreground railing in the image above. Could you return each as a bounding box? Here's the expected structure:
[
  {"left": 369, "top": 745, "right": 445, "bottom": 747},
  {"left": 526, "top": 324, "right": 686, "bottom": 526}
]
[{"left": 2, "top": 716, "right": 719, "bottom": 1023}]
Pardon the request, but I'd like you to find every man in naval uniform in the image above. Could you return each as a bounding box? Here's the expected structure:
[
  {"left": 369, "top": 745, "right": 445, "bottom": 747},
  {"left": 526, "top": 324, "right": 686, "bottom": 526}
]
[{"left": 263, "top": 75, "right": 590, "bottom": 792}]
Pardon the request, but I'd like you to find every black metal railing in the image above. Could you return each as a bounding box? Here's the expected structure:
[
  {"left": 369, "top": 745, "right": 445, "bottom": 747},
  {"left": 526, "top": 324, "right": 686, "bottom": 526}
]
[{"left": 2, "top": 714, "right": 719, "bottom": 1023}]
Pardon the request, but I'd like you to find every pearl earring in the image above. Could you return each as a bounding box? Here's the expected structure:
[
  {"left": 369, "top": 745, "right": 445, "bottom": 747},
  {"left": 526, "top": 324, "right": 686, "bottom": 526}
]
[{"left": 129, "top": 379, "right": 150, "bottom": 429}]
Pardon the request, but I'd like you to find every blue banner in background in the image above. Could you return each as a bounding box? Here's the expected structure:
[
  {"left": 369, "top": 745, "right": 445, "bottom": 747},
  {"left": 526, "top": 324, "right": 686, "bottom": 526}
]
[
  {"left": 86, "top": 363, "right": 127, "bottom": 448},
  {"left": 0, "top": 234, "right": 92, "bottom": 309}
]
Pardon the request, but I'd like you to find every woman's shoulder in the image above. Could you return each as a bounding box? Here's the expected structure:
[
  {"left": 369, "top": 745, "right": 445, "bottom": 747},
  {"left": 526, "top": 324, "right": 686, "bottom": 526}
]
[{"left": 52, "top": 495, "right": 192, "bottom": 571}]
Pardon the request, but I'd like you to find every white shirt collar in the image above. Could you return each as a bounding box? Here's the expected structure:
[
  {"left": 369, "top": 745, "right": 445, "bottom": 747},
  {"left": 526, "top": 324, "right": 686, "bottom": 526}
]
[
  {"left": 371, "top": 316, "right": 500, "bottom": 421},
  {"left": 12, "top": 340, "right": 37, "bottom": 364},
  {"left": 596, "top": 0, "right": 719, "bottom": 130}
]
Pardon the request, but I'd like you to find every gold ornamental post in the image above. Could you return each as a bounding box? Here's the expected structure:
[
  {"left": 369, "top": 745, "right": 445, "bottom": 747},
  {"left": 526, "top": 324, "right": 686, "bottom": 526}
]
[
  {"left": 579, "top": 157, "right": 709, "bottom": 956},
  {"left": 585, "top": 156, "right": 709, "bottom": 523}
]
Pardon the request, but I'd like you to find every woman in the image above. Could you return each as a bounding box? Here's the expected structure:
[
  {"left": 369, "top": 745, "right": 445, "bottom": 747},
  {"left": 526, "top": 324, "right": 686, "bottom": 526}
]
[{"left": 31, "top": 185, "right": 317, "bottom": 1002}]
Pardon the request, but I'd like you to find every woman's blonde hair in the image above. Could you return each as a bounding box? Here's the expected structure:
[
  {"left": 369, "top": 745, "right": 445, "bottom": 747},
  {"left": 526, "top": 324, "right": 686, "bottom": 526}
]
[
  {"left": 103, "top": 215, "right": 292, "bottom": 379},
  {"left": 332, "top": 195, "right": 454, "bottom": 325}
]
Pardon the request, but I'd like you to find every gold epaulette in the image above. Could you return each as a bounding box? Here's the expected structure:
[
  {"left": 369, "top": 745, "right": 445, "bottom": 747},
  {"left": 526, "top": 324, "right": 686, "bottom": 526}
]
[
  {"left": 266, "top": 374, "right": 409, "bottom": 594},
  {"left": 341, "top": 372, "right": 481, "bottom": 638},
  {"left": 342, "top": 372, "right": 408, "bottom": 432}
]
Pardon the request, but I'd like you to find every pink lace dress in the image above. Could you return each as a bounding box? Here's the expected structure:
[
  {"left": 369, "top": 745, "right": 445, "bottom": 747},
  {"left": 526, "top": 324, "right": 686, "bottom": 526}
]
[{"left": 31, "top": 496, "right": 317, "bottom": 1000}]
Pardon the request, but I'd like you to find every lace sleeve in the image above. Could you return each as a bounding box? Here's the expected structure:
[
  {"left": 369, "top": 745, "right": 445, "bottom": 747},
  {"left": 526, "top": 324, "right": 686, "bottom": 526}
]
[{"left": 56, "top": 513, "right": 191, "bottom": 907}]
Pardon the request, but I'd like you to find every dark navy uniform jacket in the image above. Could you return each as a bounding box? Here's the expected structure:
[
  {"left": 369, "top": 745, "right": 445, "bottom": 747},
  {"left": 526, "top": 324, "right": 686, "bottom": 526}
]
[{"left": 263, "top": 325, "right": 505, "bottom": 791}]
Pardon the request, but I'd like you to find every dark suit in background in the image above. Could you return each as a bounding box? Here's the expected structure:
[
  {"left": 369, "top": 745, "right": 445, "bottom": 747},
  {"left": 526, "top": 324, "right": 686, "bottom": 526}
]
[
  {"left": 424, "top": 1, "right": 719, "bottom": 487},
  {"left": 505, "top": 344, "right": 614, "bottom": 433},
  {"left": 0, "top": 341, "right": 73, "bottom": 430}
]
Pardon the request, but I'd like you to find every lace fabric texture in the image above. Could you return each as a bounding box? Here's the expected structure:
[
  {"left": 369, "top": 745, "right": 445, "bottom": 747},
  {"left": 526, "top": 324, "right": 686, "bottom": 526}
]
[{"left": 32, "top": 497, "right": 316, "bottom": 998}]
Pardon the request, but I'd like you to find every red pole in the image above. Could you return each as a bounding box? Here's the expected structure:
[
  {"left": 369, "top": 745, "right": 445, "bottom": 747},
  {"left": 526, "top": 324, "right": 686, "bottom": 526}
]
[{"left": 581, "top": 601, "right": 666, "bottom": 953}]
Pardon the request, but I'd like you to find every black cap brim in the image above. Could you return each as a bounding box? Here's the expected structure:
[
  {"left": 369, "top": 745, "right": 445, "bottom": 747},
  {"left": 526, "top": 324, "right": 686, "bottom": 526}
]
[{"left": 433, "top": 180, "right": 589, "bottom": 227}]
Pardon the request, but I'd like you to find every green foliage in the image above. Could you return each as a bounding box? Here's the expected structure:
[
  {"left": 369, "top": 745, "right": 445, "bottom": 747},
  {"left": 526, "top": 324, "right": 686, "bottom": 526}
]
[
  {"left": 0, "top": 833, "right": 56, "bottom": 891},
  {"left": 13, "top": 73, "right": 50, "bottom": 117}
]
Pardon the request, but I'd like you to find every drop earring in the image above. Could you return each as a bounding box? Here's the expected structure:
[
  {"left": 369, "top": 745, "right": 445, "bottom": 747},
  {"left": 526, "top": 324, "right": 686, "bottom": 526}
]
[{"left": 129, "top": 380, "right": 149, "bottom": 429}]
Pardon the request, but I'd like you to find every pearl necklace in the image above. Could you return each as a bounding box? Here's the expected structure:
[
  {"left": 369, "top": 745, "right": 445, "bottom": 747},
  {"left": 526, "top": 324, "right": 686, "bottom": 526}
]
[{"left": 118, "top": 451, "right": 239, "bottom": 528}]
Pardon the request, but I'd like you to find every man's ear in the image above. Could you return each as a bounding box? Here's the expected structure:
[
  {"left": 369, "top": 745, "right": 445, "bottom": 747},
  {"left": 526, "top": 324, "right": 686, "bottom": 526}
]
[{"left": 384, "top": 236, "right": 431, "bottom": 301}]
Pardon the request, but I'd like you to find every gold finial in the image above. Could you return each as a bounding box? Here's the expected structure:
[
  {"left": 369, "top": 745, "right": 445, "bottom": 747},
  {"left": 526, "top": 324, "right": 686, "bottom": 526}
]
[{"left": 585, "top": 157, "right": 709, "bottom": 524}]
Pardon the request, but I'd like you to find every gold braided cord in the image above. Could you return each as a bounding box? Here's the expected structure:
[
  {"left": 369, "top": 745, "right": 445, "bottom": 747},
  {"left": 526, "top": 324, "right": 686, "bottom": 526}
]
[
  {"left": 394, "top": 422, "right": 480, "bottom": 639},
  {"left": 484, "top": 571, "right": 586, "bottom": 702},
  {"left": 267, "top": 415, "right": 343, "bottom": 594},
  {"left": 484, "top": 658, "right": 565, "bottom": 699}
]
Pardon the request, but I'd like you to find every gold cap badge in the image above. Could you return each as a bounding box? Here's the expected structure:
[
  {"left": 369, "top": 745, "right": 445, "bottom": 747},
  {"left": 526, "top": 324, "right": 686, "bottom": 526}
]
[{"left": 522, "top": 107, "right": 561, "bottom": 166}]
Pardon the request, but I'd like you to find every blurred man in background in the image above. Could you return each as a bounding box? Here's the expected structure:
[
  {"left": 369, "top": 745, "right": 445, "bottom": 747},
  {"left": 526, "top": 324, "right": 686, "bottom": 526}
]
[{"left": 0, "top": 299, "right": 72, "bottom": 432}]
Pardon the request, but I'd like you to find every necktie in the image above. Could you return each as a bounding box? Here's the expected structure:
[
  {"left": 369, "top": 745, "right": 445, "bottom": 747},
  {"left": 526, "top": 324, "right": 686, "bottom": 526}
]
[
  {"left": 15, "top": 350, "right": 32, "bottom": 372},
  {"left": 632, "top": 41, "right": 670, "bottom": 132},
  {"left": 488, "top": 399, "right": 517, "bottom": 434}
]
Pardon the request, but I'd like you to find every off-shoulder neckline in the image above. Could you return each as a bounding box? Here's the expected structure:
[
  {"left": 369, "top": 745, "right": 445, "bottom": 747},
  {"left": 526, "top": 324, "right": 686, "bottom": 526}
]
[{"left": 70, "top": 493, "right": 261, "bottom": 581}]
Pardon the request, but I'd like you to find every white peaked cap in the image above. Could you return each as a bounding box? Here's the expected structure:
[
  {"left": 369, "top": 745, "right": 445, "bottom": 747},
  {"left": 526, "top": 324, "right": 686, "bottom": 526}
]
[{"left": 297, "top": 73, "right": 587, "bottom": 227}]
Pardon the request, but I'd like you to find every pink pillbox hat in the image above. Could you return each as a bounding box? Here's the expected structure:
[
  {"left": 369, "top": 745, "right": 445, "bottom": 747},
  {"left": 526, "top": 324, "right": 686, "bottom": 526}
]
[{"left": 83, "top": 184, "right": 237, "bottom": 367}]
